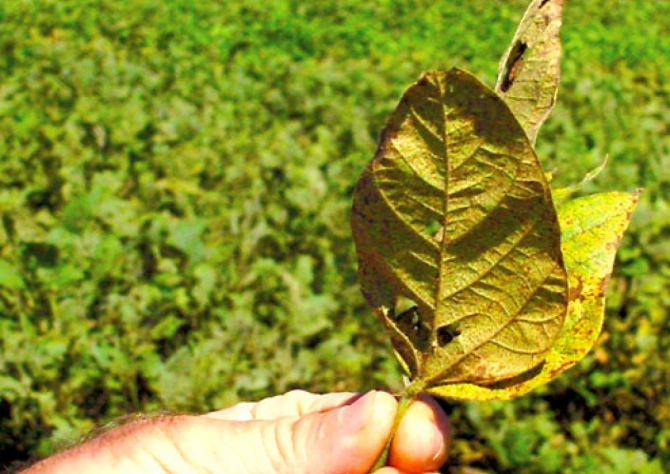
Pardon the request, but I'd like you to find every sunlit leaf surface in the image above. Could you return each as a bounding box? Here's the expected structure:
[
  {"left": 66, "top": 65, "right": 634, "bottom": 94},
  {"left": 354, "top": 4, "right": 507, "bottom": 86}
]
[
  {"left": 429, "top": 191, "right": 638, "bottom": 400},
  {"left": 496, "top": 0, "right": 563, "bottom": 144},
  {"left": 352, "top": 69, "right": 568, "bottom": 394}
]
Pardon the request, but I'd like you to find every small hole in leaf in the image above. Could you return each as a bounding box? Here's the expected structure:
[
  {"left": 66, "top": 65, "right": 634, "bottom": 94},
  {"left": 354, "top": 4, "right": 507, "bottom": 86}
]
[
  {"left": 437, "top": 325, "right": 461, "bottom": 346},
  {"left": 394, "top": 295, "right": 417, "bottom": 315},
  {"left": 425, "top": 219, "right": 441, "bottom": 234},
  {"left": 425, "top": 220, "right": 443, "bottom": 241},
  {"left": 393, "top": 304, "right": 431, "bottom": 351},
  {"left": 396, "top": 305, "right": 420, "bottom": 328}
]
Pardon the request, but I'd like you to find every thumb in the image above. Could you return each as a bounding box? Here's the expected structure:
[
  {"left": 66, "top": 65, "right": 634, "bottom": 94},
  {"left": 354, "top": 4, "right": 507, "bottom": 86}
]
[{"left": 169, "top": 391, "right": 397, "bottom": 474}]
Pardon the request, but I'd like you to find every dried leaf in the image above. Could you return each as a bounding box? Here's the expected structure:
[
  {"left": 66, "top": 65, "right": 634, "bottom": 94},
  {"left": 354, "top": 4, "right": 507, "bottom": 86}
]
[
  {"left": 496, "top": 0, "right": 563, "bottom": 144},
  {"left": 428, "top": 190, "right": 639, "bottom": 400},
  {"left": 352, "top": 68, "right": 568, "bottom": 393}
]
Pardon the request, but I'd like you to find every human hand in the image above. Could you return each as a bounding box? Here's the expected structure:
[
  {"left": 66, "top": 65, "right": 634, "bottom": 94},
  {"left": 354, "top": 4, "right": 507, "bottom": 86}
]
[{"left": 23, "top": 390, "right": 450, "bottom": 474}]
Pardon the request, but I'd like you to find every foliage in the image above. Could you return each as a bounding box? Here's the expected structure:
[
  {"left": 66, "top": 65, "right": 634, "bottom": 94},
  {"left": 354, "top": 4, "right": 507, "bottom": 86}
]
[
  {"left": 351, "top": 68, "right": 569, "bottom": 395},
  {"left": 0, "top": 0, "right": 669, "bottom": 472},
  {"left": 352, "top": 6, "right": 635, "bottom": 469}
]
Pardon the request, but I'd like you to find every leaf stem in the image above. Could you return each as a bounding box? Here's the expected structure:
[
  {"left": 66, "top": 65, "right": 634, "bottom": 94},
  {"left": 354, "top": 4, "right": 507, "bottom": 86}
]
[{"left": 368, "top": 391, "right": 416, "bottom": 473}]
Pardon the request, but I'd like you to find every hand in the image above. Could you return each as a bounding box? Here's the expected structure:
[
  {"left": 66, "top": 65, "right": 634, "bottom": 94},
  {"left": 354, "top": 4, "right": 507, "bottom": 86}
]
[{"left": 23, "top": 390, "right": 450, "bottom": 474}]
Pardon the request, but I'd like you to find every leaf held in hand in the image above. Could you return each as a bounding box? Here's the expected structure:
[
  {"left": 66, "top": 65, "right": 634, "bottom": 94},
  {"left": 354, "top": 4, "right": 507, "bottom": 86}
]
[
  {"left": 496, "top": 0, "right": 564, "bottom": 144},
  {"left": 351, "top": 68, "right": 568, "bottom": 395},
  {"left": 429, "top": 190, "right": 639, "bottom": 400}
]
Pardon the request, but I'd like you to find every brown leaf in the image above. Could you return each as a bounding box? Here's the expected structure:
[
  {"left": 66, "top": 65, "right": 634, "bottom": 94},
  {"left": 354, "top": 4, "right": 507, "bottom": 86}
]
[
  {"left": 351, "top": 69, "right": 568, "bottom": 393},
  {"left": 496, "top": 0, "right": 564, "bottom": 144}
]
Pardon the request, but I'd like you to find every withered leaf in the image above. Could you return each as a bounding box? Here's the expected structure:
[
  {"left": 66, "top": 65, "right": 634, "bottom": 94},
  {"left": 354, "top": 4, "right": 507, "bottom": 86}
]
[
  {"left": 352, "top": 69, "right": 568, "bottom": 394},
  {"left": 496, "top": 0, "right": 564, "bottom": 144}
]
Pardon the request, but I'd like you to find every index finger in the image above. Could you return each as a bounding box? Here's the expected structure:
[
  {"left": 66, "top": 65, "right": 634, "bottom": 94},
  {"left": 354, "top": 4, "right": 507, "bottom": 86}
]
[{"left": 202, "top": 390, "right": 360, "bottom": 422}]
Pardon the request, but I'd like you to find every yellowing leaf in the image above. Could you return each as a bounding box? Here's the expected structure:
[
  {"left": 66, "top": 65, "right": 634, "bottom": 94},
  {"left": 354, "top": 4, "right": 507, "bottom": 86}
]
[
  {"left": 428, "top": 190, "right": 638, "bottom": 400},
  {"left": 351, "top": 68, "right": 568, "bottom": 394},
  {"left": 496, "top": 0, "right": 563, "bottom": 144}
]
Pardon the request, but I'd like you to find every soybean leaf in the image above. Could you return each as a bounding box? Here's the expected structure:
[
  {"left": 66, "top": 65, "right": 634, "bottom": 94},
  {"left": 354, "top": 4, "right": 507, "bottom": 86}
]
[
  {"left": 351, "top": 68, "right": 568, "bottom": 395},
  {"left": 428, "top": 190, "right": 639, "bottom": 400},
  {"left": 0, "top": 260, "right": 25, "bottom": 290},
  {"left": 496, "top": 0, "right": 563, "bottom": 144}
]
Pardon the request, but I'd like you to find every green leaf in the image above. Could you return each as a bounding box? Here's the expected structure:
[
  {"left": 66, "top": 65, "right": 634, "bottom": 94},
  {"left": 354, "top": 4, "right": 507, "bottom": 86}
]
[
  {"left": 429, "top": 190, "right": 638, "bottom": 400},
  {"left": 351, "top": 68, "right": 568, "bottom": 395},
  {"left": 0, "top": 259, "right": 25, "bottom": 290},
  {"left": 496, "top": 0, "right": 563, "bottom": 144}
]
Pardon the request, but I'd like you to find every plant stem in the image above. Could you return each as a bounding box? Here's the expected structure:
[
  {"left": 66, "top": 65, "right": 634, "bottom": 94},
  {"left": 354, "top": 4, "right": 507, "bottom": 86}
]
[{"left": 368, "top": 392, "right": 416, "bottom": 473}]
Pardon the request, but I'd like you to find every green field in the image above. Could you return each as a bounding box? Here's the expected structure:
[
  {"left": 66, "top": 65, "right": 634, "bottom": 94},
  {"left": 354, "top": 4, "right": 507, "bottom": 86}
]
[{"left": 1, "top": 1, "right": 669, "bottom": 472}]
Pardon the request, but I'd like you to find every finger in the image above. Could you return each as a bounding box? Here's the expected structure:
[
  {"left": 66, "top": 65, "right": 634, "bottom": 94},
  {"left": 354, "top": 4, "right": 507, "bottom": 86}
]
[
  {"left": 172, "top": 391, "right": 398, "bottom": 474},
  {"left": 374, "top": 468, "right": 401, "bottom": 474},
  {"left": 203, "top": 390, "right": 359, "bottom": 421},
  {"left": 375, "top": 469, "right": 442, "bottom": 474},
  {"left": 388, "top": 396, "right": 451, "bottom": 473}
]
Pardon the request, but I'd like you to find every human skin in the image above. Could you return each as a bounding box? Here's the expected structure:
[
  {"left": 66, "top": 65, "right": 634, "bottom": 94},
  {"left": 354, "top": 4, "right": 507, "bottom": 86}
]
[{"left": 21, "top": 390, "right": 450, "bottom": 474}]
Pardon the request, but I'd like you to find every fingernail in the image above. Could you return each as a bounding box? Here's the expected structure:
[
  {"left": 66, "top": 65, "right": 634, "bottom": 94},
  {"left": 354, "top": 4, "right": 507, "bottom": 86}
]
[{"left": 336, "top": 391, "right": 379, "bottom": 434}]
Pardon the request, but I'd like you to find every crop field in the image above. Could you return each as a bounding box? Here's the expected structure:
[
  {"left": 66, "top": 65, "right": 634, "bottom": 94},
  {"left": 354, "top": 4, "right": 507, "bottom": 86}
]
[{"left": 1, "top": 1, "right": 669, "bottom": 472}]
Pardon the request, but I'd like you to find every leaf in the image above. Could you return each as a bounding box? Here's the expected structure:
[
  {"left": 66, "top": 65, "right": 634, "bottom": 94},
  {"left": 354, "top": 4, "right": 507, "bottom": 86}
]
[
  {"left": 0, "top": 259, "right": 26, "bottom": 290},
  {"left": 351, "top": 68, "right": 568, "bottom": 394},
  {"left": 496, "top": 0, "right": 563, "bottom": 144},
  {"left": 429, "top": 190, "right": 639, "bottom": 400}
]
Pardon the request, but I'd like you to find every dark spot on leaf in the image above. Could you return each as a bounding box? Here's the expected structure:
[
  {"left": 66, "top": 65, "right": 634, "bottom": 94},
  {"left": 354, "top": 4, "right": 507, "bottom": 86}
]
[
  {"left": 569, "top": 277, "right": 584, "bottom": 301},
  {"left": 437, "top": 325, "right": 461, "bottom": 346},
  {"left": 500, "top": 41, "right": 528, "bottom": 92}
]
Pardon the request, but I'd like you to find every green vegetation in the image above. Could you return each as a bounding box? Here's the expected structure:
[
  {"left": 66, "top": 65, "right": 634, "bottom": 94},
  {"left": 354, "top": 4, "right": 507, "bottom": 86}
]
[{"left": 0, "top": 0, "right": 668, "bottom": 472}]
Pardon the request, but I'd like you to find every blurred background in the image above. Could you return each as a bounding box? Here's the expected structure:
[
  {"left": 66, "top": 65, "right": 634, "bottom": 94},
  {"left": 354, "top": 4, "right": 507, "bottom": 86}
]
[{"left": 0, "top": 0, "right": 668, "bottom": 472}]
